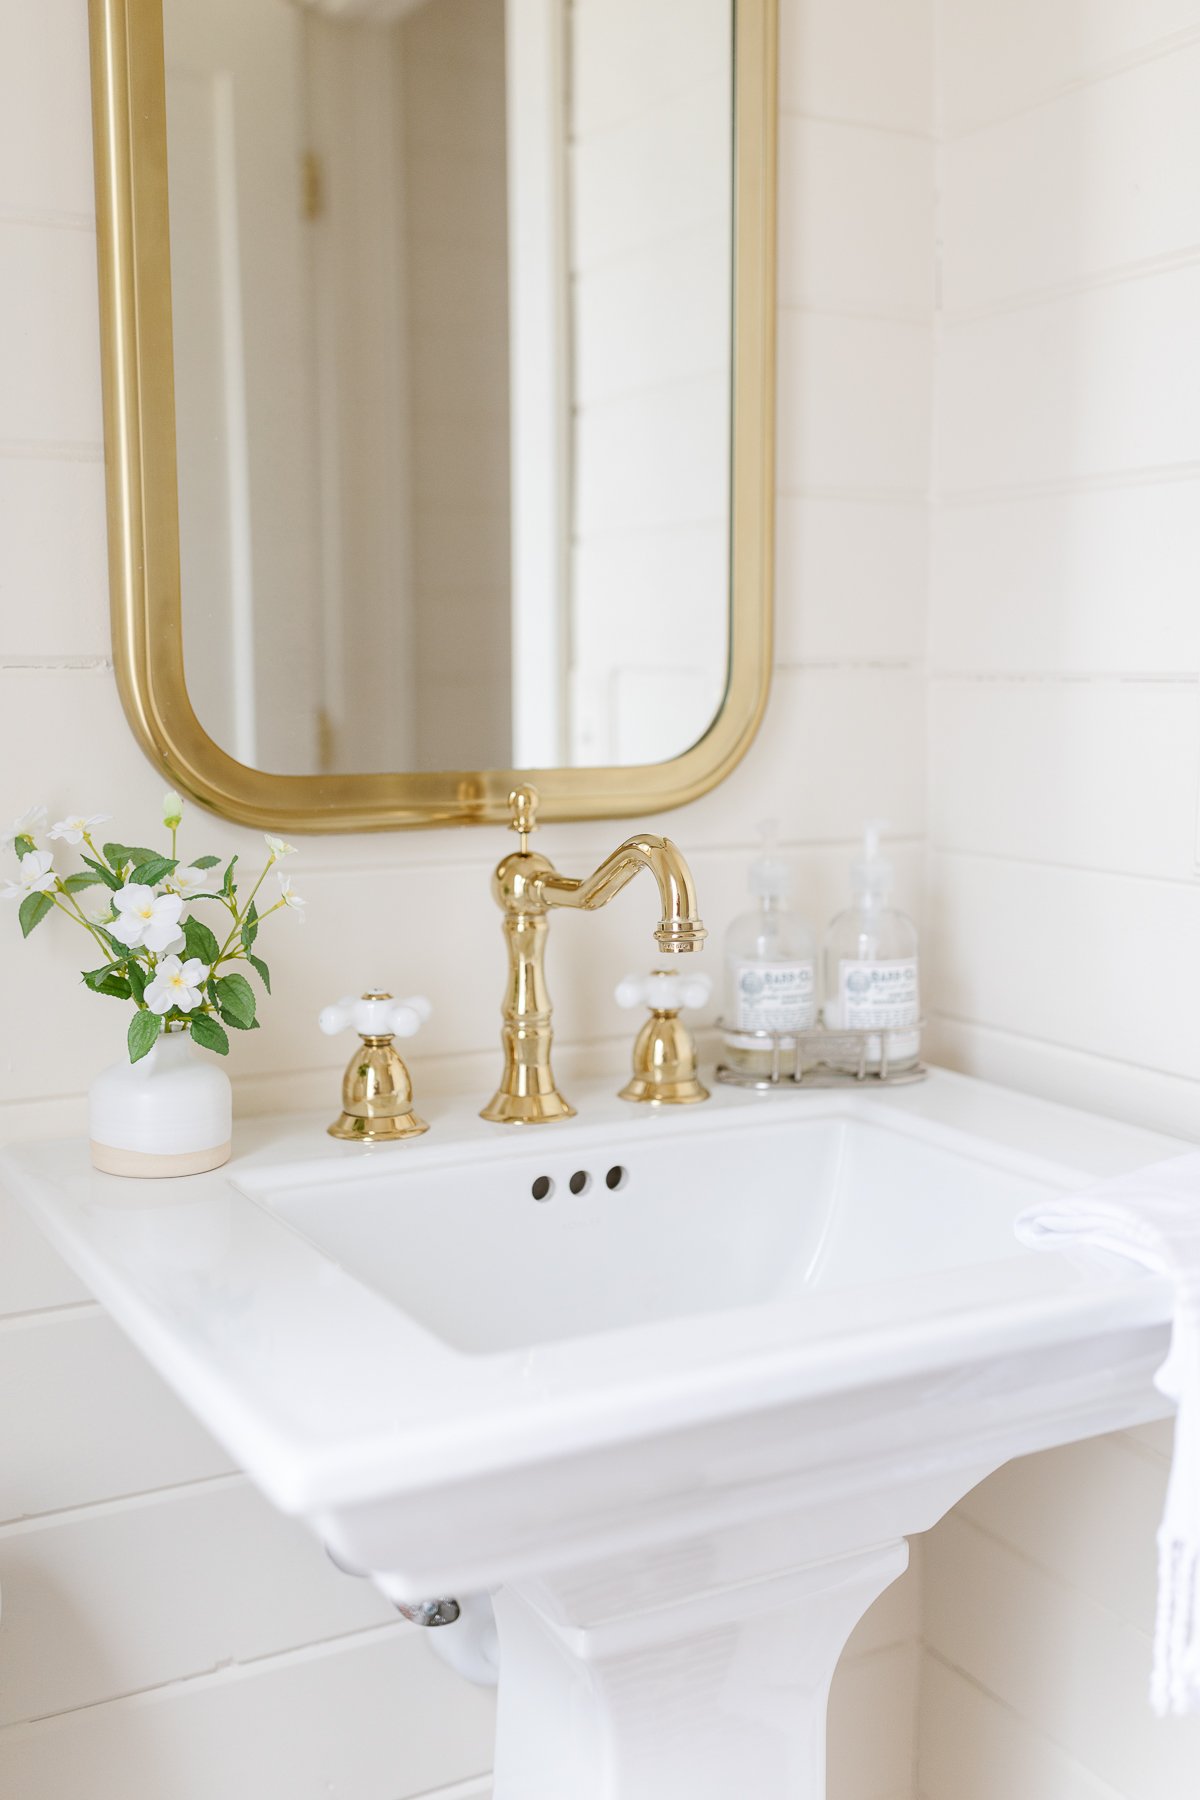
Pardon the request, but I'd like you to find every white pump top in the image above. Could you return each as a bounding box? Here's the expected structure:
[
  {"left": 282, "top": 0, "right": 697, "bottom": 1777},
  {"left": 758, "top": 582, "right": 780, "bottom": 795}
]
[
  {"left": 615, "top": 970, "right": 712, "bottom": 1013},
  {"left": 850, "top": 819, "right": 894, "bottom": 900},
  {"left": 319, "top": 991, "right": 432, "bottom": 1040},
  {"left": 748, "top": 818, "right": 791, "bottom": 901}
]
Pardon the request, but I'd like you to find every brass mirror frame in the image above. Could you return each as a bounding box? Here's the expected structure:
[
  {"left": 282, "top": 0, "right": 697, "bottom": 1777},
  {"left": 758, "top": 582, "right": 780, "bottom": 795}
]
[{"left": 89, "top": 0, "right": 777, "bottom": 832}]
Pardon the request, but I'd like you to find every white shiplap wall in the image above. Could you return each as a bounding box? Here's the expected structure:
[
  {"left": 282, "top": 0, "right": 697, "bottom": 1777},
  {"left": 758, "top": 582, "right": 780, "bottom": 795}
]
[
  {"left": 921, "top": 1, "right": 1200, "bottom": 1795},
  {"left": 0, "top": 0, "right": 933, "bottom": 1793}
]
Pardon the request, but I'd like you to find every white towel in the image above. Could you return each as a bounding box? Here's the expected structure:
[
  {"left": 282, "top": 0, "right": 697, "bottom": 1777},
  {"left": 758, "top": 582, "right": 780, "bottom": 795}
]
[{"left": 1016, "top": 1152, "right": 1200, "bottom": 1718}]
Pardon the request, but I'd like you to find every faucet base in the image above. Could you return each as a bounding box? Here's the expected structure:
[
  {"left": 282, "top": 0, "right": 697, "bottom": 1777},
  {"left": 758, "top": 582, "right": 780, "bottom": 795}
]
[
  {"left": 480, "top": 1088, "right": 577, "bottom": 1126},
  {"left": 618, "top": 1074, "right": 710, "bottom": 1106},
  {"left": 327, "top": 1109, "right": 429, "bottom": 1143}
]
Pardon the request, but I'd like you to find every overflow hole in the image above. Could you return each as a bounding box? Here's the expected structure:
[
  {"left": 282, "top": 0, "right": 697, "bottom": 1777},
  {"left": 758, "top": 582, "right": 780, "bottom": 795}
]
[
  {"left": 531, "top": 1175, "right": 554, "bottom": 1202},
  {"left": 569, "top": 1171, "right": 591, "bottom": 1195},
  {"left": 605, "top": 1165, "right": 628, "bottom": 1192}
]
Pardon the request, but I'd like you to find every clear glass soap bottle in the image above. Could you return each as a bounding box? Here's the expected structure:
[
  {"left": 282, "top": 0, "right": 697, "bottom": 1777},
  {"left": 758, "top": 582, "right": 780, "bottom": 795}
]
[
  {"left": 722, "top": 824, "right": 816, "bottom": 1080},
  {"left": 822, "top": 821, "right": 919, "bottom": 1073}
]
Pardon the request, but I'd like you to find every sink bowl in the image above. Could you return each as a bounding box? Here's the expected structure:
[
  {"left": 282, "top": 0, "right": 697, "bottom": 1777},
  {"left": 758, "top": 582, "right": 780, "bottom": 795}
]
[
  {"left": 248, "top": 1112, "right": 1051, "bottom": 1355},
  {"left": 1, "top": 1070, "right": 1180, "bottom": 1800}
]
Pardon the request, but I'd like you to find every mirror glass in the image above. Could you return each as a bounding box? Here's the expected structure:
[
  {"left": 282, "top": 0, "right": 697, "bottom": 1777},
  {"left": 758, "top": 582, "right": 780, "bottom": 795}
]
[{"left": 163, "top": 0, "right": 734, "bottom": 777}]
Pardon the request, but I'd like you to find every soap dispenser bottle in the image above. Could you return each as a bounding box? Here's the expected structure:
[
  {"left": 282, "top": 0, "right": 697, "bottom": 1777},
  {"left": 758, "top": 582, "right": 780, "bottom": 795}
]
[
  {"left": 722, "top": 822, "right": 816, "bottom": 1079},
  {"left": 822, "top": 821, "right": 919, "bottom": 1072}
]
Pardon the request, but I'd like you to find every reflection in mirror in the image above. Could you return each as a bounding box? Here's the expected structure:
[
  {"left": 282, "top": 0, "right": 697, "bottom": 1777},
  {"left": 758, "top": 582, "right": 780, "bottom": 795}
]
[{"left": 164, "top": 0, "right": 734, "bottom": 777}]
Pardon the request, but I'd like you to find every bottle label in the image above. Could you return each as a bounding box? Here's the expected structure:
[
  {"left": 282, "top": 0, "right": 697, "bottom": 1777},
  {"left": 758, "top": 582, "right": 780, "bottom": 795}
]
[
  {"left": 729, "top": 959, "right": 816, "bottom": 1037},
  {"left": 838, "top": 959, "right": 919, "bottom": 1031}
]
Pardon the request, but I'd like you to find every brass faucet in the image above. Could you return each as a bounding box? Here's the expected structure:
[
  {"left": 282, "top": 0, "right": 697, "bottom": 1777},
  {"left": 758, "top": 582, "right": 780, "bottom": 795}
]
[{"left": 481, "top": 787, "right": 706, "bottom": 1124}]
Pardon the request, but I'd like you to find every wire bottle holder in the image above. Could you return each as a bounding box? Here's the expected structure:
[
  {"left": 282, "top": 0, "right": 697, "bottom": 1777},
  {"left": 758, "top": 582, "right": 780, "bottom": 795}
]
[{"left": 714, "top": 1019, "right": 928, "bottom": 1090}]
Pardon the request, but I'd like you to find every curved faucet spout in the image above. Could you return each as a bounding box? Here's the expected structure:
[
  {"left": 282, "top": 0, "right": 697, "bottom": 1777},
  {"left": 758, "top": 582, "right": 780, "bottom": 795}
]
[{"left": 538, "top": 836, "right": 707, "bottom": 953}]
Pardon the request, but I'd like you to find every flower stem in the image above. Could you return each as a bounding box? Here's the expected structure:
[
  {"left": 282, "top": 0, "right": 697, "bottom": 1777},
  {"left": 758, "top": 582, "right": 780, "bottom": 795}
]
[
  {"left": 51, "top": 890, "right": 111, "bottom": 956},
  {"left": 215, "top": 856, "right": 273, "bottom": 961}
]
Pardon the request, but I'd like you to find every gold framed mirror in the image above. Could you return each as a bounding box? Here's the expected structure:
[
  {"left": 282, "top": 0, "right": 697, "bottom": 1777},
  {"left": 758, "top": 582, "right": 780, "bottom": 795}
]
[{"left": 89, "top": 0, "right": 776, "bottom": 831}]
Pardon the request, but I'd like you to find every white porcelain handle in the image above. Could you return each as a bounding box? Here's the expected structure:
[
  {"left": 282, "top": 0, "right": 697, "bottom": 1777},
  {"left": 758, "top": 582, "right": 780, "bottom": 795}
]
[
  {"left": 319, "top": 993, "right": 432, "bottom": 1039},
  {"left": 615, "top": 971, "right": 711, "bottom": 1013}
]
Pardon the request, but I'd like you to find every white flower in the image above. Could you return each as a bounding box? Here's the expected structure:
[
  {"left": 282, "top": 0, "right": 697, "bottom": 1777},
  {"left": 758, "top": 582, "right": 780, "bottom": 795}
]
[
  {"left": 277, "top": 874, "right": 305, "bottom": 916},
  {"left": 144, "top": 955, "right": 209, "bottom": 1015},
  {"left": 49, "top": 811, "right": 111, "bottom": 846},
  {"left": 79, "top": 886, "right": 115, "bottom": 924},
  {"left": 164, "top": 863, "right": 214, "bottom": 899},
  {"left": 2, "top": 804, "right": 48, "bottom": 852},
  {"left": 111, "top": 884, "right": 185, "bottom": 951},
  {"left": 265, "top": 834, "right": 297, "bottom": 863},
  {"left": 162, "top": 791, "right": 184, "bottom": 829},
  {"left": 0, "top": 849, "right": 56, "bottom": 902}
]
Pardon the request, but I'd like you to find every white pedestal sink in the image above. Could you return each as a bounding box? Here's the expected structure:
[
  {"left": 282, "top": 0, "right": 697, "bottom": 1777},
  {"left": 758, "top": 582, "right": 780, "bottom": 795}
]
[{"left": 1, "top": 1071, "right": 1182, "bottom": 1798}]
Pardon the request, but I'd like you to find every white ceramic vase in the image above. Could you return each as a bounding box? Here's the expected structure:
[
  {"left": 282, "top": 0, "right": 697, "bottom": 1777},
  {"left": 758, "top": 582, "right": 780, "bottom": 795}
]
[{"left": 89, "top": 1026, "right": 232, "bottom": 1178}]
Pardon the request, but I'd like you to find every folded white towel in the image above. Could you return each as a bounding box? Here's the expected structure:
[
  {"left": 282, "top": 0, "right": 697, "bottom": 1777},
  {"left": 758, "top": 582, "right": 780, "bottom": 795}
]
[{"left": 1016, "top": 1152, "right": 1200, "bottom": 1718}]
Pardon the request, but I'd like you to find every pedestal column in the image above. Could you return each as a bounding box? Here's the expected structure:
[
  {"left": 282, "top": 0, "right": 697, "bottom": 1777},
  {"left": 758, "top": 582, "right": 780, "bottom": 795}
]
[{"left": 491, "top": 1540, "right": 908, "bottom": 1800}]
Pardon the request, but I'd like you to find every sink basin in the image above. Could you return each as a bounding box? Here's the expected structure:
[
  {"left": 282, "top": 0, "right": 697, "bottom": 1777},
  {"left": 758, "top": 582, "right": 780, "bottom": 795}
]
[
  {"left": 1, "top": 1070, "right": 1181, "bottom": 1800},
  {"left": 249, "top": 1112, "right": 1051, "bottom": 1355}
]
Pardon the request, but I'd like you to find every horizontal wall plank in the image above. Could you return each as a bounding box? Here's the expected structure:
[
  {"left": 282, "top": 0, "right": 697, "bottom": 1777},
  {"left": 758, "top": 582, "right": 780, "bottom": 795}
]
[
  {"left": 779, "top": 310, "right": 932, "bottom": 496},
  {"left": 0, "top": 0, "right": 95, "bottom": 220},
  {"left": 0, "top": 1193, "right": 86, "bottom": 1315},
  {"left": 930, "top": 678, "right": 1199, "bottom": 881},
  {"left": 0, "top": 1478, "right": 395, "bottom": 1725},
  {"left": 926, "top": 1014, "right": 1200, "bottom": 1148},
  {"left": 779, "top": 117, "right": 934, "bottom": 316},
  {"left": 0, "top": 456, "right": 109, "bottom": 660},
  {"left": 938, "top": 264, "right": 1200, "bottom": 494},
  {"left": 919, "top": 1650, "right": 1124, "bottom": 1800},
  {"left": 938, "top": 0, "right": 1200, "bottom": 137},
  {"left": 0, "top": 1628, "right": 495, "bottom": 1800},
  {"left": 777, "top": 496, "right": 927, "bottom": 667},
  {"left": 941, "top": 43, "right": 1200, "bottom": 315},
  {"left": 930, "top": 479, "right": 1200, "bottom": 675},
  {"left": 0, "top": 1311, "right": 234, "bottom": 1521},
  {"left": 924, "top": 1513, "right": 1200, "bottom": 1798},
  {"left": 955, "top": 1436, "right": 1166, "bottom": 1638},
  {"left": 0, "top": 223, "right": 100, "bottom": 446},
  {"left": 926, "top": 854, "right": 1200, "bottom": 1083},
  {"left": 779, "top": 0, "right": 934, "bottom": 135}
]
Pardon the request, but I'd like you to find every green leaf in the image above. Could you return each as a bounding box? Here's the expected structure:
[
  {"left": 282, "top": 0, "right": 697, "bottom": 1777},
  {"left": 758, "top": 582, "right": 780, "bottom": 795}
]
[
  {"left": 127, "top": 1009, "right": 161, "bottom": 1063},
  {"left": 103, "top": 842, "right": 155, "bottom": 873},
  {"left": 125, "top": 959, "right": 147, "bottom": 1006},
  {"left": 81, "top": 855, "right": 121, "bottom": 892},
  {"left": 18, "top": 891, "right": 54, "bottom": 938},
  {"left": 221, "top": 855, "right": 239, "bottom": 899},
  {"left": 82, "top": 961, "right": 122, "bottom": 991},
  {"left": 191, "top": 854, "right": 221, "bottom": 870},
  {"left": 182, "top": 915, "right": 221, "bottom": 966},
  {"left": 62, "top": 871, "right": 105, "bottom": 893},
  {"left": 190, "top": 1013, "right": 229, "bottom": 1056},
  {"left": 247, "top": 953, "right": 271, "bottom": 994},
  {"left": 128, "top": 855, "right": 177, "bottom": 888},
  {"left": 212, "top": 972, "right": 256, "bottom": 1030},
  {"left": 14, "top": 835, "right": 37, "bottom": 859},
  {"left": 95, "top": 975, "right": 133, "bottom": 1000},
  {"left": 240, "top": 900, "right": 259, "bottom": 951}
]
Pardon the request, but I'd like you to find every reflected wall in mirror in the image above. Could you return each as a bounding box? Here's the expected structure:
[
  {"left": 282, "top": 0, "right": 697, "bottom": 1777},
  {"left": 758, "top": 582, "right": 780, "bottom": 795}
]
[{"left": 165, "top": 0, "right": 733, "bottom": 776}]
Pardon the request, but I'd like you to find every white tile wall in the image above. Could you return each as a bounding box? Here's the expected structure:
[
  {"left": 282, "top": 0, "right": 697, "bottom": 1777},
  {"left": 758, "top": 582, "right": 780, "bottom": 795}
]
[{"left": 0, "top": 0, "right": 934, "bottom": 1794}]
